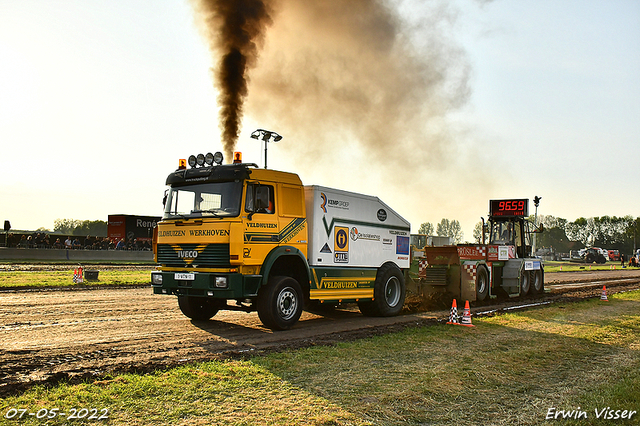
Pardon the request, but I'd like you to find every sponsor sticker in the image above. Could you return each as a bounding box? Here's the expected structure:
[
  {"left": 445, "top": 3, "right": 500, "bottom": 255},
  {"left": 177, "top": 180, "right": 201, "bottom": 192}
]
[
  {"left": 334, "top": 226, "right": 349, "bottom": 263},
  {"left": 320, "top": 192, "right": 350, "bottom": 212},
  {"left": 350, "top": 227, "right": 380, "bottom": 241},
  {"left": 525, "top": 260, "right": 541, "bottom": 270},
  {"left": 498, "top": 246, "right": 509, "bottom": 261},
  {"left": 396, "top": 236, "right": 410, "bottom": 256}
]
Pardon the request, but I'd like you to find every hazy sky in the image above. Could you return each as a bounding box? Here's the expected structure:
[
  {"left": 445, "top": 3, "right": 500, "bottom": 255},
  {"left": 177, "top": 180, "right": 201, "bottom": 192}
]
[{"left": 1, "top": 0, "right": 638, "bottom": 240}]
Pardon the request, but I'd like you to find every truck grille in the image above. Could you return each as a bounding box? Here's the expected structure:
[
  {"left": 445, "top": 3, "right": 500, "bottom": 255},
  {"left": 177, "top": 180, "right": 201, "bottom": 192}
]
[{"left": 156, "top": 244, "right": 230, "bottom": 267}]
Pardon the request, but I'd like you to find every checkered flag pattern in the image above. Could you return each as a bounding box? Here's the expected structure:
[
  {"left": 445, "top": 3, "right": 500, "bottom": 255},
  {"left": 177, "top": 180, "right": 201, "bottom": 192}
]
[
  {"left": 462, "top": 263, "right": 478, "bottom": 282},
  {"left": 446, "top": 299, "right": 459, "bottom": 325},
  {"left": 418, "top": 259, "right": 428, "bottom": 278}
]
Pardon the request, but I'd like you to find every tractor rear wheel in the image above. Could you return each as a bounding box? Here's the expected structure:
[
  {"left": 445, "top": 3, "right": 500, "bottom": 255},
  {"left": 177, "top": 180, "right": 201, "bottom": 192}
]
[
  {"left": 520, "top": 269, "right": 531, "bottom": 296},
  {"left": 530, "top": 269, "right": 544, "bottom": 294},
  {"left": 476, "top": 266, "right": 489, "bottom": 301}
]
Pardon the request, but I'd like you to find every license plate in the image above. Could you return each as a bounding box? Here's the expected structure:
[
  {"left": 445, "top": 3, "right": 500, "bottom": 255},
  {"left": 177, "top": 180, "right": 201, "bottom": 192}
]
[{"left": 175, "top": 273, "right": 195, "bottom": 281}]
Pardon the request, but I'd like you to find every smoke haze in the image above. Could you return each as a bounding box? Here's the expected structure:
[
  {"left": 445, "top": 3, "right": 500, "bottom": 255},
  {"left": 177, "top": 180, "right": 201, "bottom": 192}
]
[
  {"left": 191, "top": 0, "right": 499, "bottom": 235},
  {"left": 246, "top": 0, "right": 474, "bottom": 170}
]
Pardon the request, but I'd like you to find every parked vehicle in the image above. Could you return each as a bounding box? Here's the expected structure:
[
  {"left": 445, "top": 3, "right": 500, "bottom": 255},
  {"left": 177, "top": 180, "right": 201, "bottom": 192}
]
[
  {"left": 582, "top": 248, "right": 607, "bottom": 264},
  {"left": 607, "top": 249, "right": 620, "bottom": 261}
]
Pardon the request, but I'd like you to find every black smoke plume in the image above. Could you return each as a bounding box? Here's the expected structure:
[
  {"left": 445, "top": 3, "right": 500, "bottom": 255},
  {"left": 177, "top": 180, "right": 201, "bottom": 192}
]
[{"left": 190, "top": 0, "right": 273, "bottom": 160}]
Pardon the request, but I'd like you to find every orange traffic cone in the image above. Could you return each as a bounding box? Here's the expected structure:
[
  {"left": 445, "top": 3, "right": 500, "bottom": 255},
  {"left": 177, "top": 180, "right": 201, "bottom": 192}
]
[
  {"left": 72, "top": 268, "right": 78, "bottom": 283},
  {"left": 460, "top": 300, "right": 475, "bottom": 327},
  {"left": 600, "top": 286, "right": 608, "bottom": 301},
  {"left": 78, "top": 266, "right": 83, "bottom": 283},
  {"left": 446, "top": 299, "right": 459, "bottom": 325}
]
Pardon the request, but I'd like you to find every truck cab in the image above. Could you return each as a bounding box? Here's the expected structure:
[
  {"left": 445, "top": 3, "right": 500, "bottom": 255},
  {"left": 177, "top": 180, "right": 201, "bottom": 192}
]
[
  {"left": 152, "top": 152, "right": 410, "bottom": 330},
  {"left": 152, "top": 157, "right": 310, "bottom": 330}
]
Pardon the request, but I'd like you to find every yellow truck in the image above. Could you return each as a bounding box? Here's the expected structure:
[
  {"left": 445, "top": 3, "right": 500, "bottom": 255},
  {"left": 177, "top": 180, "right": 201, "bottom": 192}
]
[{"left": 151, "top": 151, "right": 411, "bottom": 330}]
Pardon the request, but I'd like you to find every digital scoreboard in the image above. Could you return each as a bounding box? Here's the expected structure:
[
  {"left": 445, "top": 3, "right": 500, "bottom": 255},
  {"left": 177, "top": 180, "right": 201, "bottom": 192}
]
[{"left": 489, "top": 199, "right": 528, "bottom": 218}]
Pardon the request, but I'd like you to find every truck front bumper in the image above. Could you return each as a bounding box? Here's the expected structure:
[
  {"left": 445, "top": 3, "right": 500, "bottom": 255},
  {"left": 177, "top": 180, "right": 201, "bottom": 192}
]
[{"left": 151, "top": 271, "right": 262, "bottom": 299}]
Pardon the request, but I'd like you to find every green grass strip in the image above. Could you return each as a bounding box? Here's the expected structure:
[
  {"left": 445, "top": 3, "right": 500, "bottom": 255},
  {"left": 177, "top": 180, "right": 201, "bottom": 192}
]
[{"left": 0, "top": 270, "right": 151, "bottom": 289}]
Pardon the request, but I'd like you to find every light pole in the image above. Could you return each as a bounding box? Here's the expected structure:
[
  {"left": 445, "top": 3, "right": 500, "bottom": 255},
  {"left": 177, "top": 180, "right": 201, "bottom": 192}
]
[
  {"left": 250, "top": 129, "right": 282, "bottom": 169},
  {"left": 533, "top": 195, "right": 541, "bottom": 255}
]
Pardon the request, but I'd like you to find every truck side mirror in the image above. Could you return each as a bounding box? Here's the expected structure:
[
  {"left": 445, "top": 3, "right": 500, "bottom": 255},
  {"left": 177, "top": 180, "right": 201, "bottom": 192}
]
[
  {"left": 162, "top": 190, "right": 168, "bottom": 207},
  {"left": 4, "top": 220, "right": 10, "bottom": 232}
]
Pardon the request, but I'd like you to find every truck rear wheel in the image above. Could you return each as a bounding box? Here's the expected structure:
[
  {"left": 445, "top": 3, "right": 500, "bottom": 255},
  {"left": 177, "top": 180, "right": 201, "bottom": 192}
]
[
  {"left": 177, "top": 296, "right": 221, "bottom": 320},
  {"left": 257, "top": 276, "right": 303, "bottom": 331},
  {"left": 358, "top": 263, "right": 405, "bottom": 317}
]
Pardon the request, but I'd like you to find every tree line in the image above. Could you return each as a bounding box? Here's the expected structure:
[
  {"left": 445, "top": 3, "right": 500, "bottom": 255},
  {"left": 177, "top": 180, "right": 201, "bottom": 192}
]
[
  {"left": 532, "top": 215, "right": 639, "bottom": 254},
  {"left": 417, "top": 219, "right": 464, "bottom": 244},
  {"left": 420, "top": 215, "right": 639, "bottom": 254},
  {"left": 48, "top": 219, "right": 108, "bottom": 237}
]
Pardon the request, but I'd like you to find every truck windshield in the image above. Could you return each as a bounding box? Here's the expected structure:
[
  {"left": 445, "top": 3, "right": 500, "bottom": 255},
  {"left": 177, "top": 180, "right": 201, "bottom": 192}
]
[{"left": 163, "top": 181, "right": 243, "bottom": 219}]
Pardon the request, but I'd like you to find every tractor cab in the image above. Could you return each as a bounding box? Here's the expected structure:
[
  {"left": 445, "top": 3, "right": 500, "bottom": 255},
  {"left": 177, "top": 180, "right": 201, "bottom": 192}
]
[
  {"left": 488, "top": 217, "right": 535, "bottom": 258},
  {"left": 486, "top": 199, "right": 542, "bottom": 259}
]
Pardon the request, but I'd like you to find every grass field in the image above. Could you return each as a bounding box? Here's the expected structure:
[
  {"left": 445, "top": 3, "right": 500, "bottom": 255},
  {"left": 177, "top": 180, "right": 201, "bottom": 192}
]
[
  {"left": 542, "top": 260, "right": 633, "bottom": 273},
  {"left": 1, "top": 261, "right": 636, "bottom": 289},
  {"left": 0, "top": 269, "right": 151, "bottom": 289},
  {"left": 1, "top": 290, "right": 638, "bottom": 425}
]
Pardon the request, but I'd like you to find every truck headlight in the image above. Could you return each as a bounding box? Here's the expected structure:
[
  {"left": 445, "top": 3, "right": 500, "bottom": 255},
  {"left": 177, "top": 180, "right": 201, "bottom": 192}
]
[
  {"left": 214, "top": 276, "right": 228, "bottom": 288},
  {"left": 151, "top": 274, "right": 163, "bottom": 285}
]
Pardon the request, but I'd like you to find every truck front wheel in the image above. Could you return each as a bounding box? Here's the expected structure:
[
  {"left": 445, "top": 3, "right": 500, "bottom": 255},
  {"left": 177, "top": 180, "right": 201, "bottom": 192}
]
[
  {"left": 359, "top": 263, "right": 405, "bottom": 317},
  {"left": 177, "top": 296, "right": 221, "bottom": 320},
  {"left": 257, "top": 276, "right": 303, "bottom": 331}
]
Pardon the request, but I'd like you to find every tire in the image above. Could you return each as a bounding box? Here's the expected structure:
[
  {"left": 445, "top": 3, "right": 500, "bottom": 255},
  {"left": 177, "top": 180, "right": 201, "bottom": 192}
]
[
  {"left": 476, "top": 266, "right": 489, "bottom": 302},
  {"left": 359, "top": 263, "right": 405, "bottom": 317},
  {"left": 520, "top": 268, "right": 531, "bottom": 296},
  {"left": 177, "top": 296, "right": 221, "bottom": 320},
  {"left": 585, "top": 253, "right": 595, "bottom": 264},
  {"left": 530, "top": 269, "right": 544, "bottom": 295},
  {"left": 257, "top": 276, "right": 303, "bottom": 330}
]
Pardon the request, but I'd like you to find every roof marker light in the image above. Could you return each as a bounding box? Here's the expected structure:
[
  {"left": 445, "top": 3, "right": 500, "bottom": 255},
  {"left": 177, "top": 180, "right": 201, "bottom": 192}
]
[
  {"left": 213, "top": 152, "right": 223, "bottom": 165},
  {"left": 205, "top": 152, "right": 214, "bottom": 165}
]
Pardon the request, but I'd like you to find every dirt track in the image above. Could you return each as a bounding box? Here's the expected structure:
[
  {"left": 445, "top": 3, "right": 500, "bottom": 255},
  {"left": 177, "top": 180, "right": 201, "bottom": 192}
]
[{"left": 1, "top": 268, "right": 640, "bottom": 396}]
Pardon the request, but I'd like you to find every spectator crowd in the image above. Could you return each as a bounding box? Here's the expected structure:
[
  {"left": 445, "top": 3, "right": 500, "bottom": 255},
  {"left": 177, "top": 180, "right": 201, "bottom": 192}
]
[{"left": 3, "top": 232, "right": 152, "bottom": 251}]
